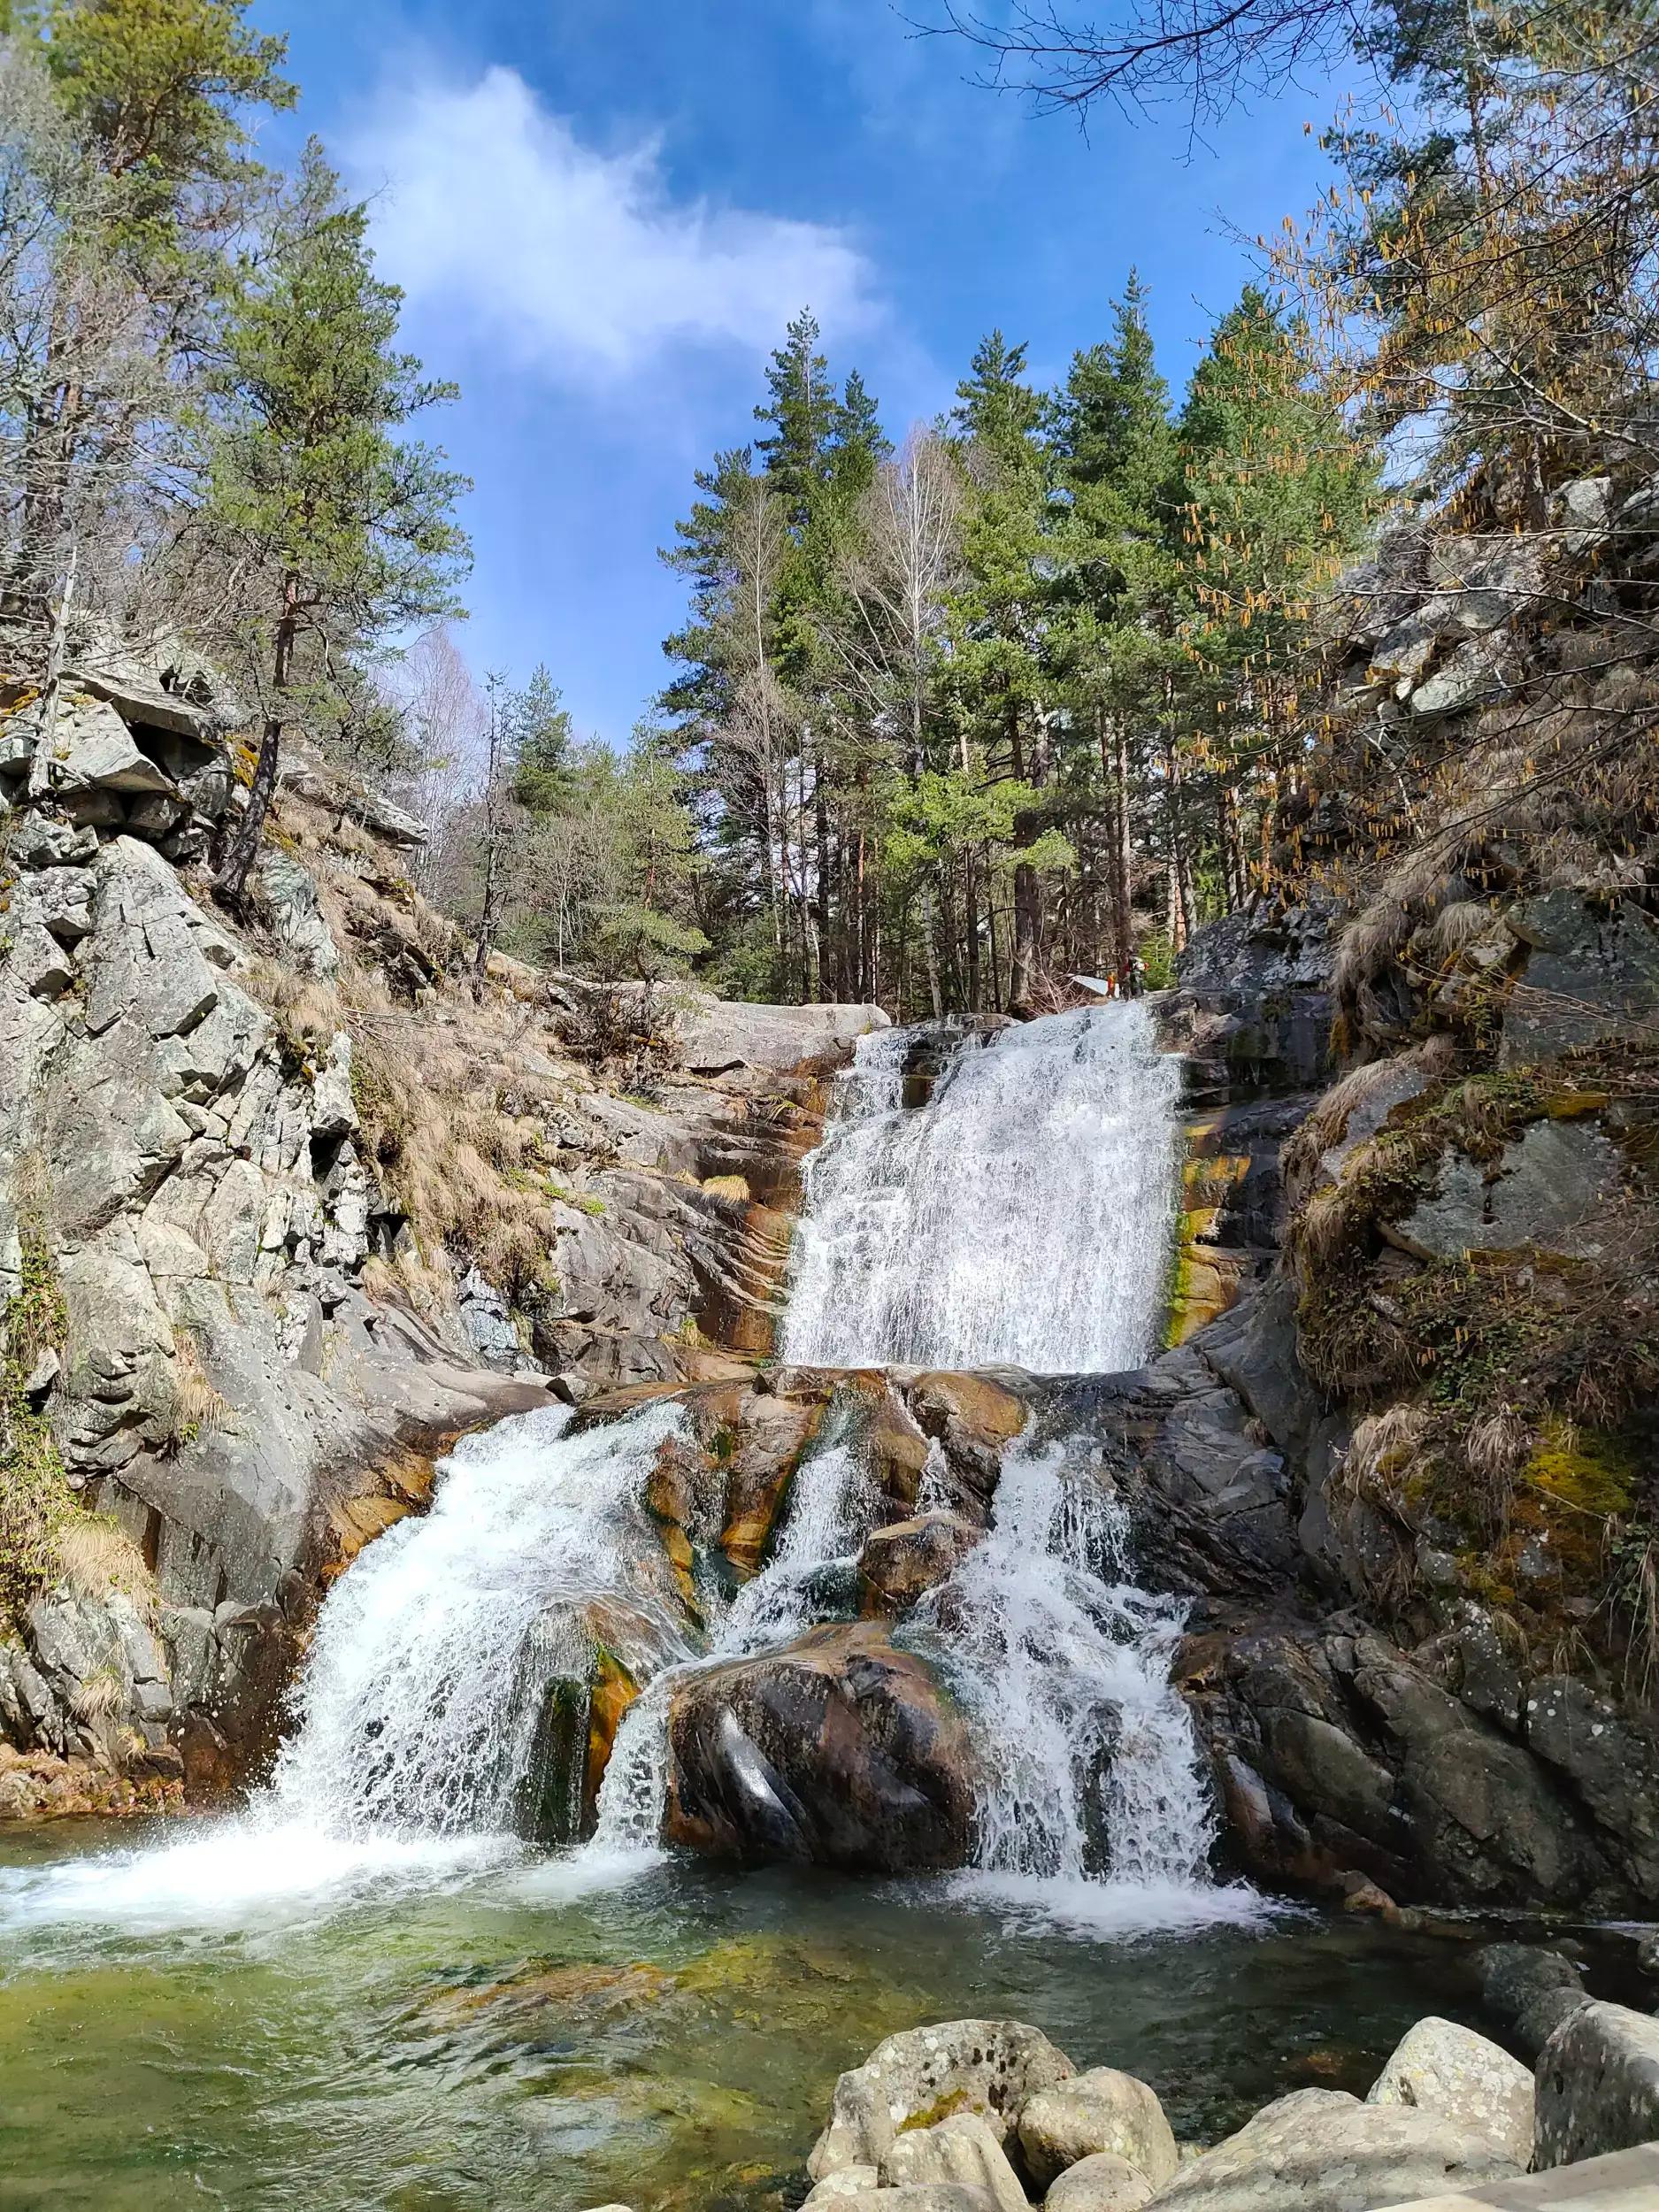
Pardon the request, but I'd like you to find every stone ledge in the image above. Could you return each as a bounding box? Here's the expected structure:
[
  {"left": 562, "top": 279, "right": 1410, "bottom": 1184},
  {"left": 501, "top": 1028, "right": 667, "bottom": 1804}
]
[{"left": 1375, "top": 2141, "right": 1659, "bottom": 2208}]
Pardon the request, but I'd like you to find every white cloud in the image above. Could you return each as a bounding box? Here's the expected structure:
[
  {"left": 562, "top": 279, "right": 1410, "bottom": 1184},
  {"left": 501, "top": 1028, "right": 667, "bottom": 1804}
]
[{"left": 346, "top": 67, "right": 878, "bottom": 383}]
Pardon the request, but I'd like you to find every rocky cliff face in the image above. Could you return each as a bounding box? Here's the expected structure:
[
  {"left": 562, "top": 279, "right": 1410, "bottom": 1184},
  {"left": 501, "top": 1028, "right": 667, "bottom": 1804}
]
[
  {"left": 0, "top": 640, "right": 883, "bottom": 1816},
  {"left": 1139, "top": 477, "right": 1659, "bottom": 1915}
]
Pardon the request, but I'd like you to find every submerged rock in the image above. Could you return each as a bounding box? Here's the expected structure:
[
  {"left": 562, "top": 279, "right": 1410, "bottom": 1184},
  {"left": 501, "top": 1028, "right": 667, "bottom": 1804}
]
[
  {"left": 1018, "top": 2068, "right": 1179, "bottom": 2193},
  {"left": 1135, "top": 2085, "right": 1519, "bottom": 2208},
  {"left": 664, "top": 1623, "right": 974, "bottom": 1874},
  {"left": 1364, "top": 2016, "right": 1532, "bottom": 2167},
  {"left": 809, "top": 2018, "right": 1075, "bottom": 2179}
]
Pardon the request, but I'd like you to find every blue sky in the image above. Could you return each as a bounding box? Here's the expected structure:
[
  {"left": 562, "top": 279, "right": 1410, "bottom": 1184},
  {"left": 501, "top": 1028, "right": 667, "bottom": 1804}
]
[{"left": 253, "top": 1, "right": 1353, "bottom": 748}]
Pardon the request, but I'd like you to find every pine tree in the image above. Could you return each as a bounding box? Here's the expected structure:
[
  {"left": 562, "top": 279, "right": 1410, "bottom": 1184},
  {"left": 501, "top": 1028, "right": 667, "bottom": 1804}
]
[
  {"left": 952, "top": 330, "right": 1047, "bottom": 471},
  {"left": 754, "top": 309, "right": 840, "bottom": 528},
  {"left": 1172, "top": 286, "right": 1377, "bottom": 911},
  {"left": 945, "top": 329, "right": 1057, "bottom": 1006},
  {"left": 509, "top": 664, "right": 575, "bottom": 817},
  {"left": 1051, "top": 275, "right": 1179, "bottom": 977},
  {"left": 35, "top": 0, "right": 293, "bottom": 233},
  {"left": 3, "top": 0, "right": 295, "bottom": 653},
  {"left": 206, "top": 142, "right": 470, "bottom": 902}
]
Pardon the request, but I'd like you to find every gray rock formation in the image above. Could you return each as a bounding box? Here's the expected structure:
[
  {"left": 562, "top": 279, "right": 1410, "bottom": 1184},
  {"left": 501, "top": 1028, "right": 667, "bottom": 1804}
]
[
  {"left": 1018, "top": 2068, "right": 1179, "bottom": 2193},
  {"left": 1365, "top": 2016, "right": 1533, "bottom": 2168},
  {"left": 809, "top": 2020, "right": 1075, "bottom": 2179},
  {"left": 0, "top": 648, "right": 890, "bottom": 1811},
  {"left": 884, "top": 2113, "right": 1028, "bottom": 2212},
  {"left": 1136, "top": 2086, "right": 1519, "bottom": 2209},
  {"left": 1154, "top": 902, "right": 1336, "bottom": 1102},
  {"left": 1534, "top": 2002, "right": 1659, "bottom": 2170},
  {"left": 1477, "top": 1945, "right": 1593, "bottom": 2063},
  {"left": 1045, "top": 2154, "right": 1157, "bottom": 2212}
]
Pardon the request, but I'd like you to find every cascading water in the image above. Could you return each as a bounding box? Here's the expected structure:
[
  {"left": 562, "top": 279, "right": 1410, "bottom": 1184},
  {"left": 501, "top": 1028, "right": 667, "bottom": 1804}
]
[
  {"left": 589, "top": 1417, "right": 878, "bottom": 1855},
  {"left": 911, "top": 1429, "right": 1225, "bottom": 1924},
  {"left": 270, "top": 1400, "right": 694, "bottom": 1838},
  {"left": 8, "top": 998, "right": 1250, "bottom": 1940},
  {"left": 781, "top": 1003, "right": 1182, "bottom": 1373},
  {"left": 772, "top": 1000, "right": 1237, "bottom": 1924}
]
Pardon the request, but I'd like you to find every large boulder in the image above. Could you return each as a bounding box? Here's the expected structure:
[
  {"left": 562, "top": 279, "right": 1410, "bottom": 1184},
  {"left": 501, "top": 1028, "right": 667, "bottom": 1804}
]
[
  {"left": 803, "top": 2170, "right": 883, "bottom": 2206},
  {"left": 36, "top": 692, "right": 178, "bottom": 796},
  {"left": 1365, "top": 2016, "right": 1532, "bottom": 2167},
  {"left": 884, "top": 2113, "right": 1028, "bottom": 2212},
  {"left": 1018, "top": 2069, "right": 1179, "bottom": 2193},
  {"left": 810, "top": 2019, "right": 1075, "bottom": 2179},
  {"left": 1386, "top": 1121, "right": 1619, "bottom": 1265},
  {"left": 1501, "top": 891, "right": 1659, "bottom": 1064},
  {"left": 673, "top": 993, "right": 889, "bottom": 1076},
  {"left": 664, "top": 1623, "right": 975, "bottom": 1874},
  {"left": 1136, "top": 2087, "right": 1519, "bottom": 2208},
  {"left": 1477, "top": 1945, "right": 1591, "bottom": 2062},
  {"left": 1534, "top": 2001, "right": 1659, "bottom": 2170}
]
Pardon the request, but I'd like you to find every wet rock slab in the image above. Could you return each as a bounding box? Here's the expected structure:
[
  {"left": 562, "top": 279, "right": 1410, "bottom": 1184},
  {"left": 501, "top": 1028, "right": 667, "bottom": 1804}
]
[{"left": 664, "top": 1621, "right": 975, "bottom": 1873}]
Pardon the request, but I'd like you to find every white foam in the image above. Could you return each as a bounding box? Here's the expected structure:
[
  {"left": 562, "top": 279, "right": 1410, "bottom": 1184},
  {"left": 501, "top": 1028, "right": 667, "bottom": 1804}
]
[{"left": 0, "top": 1816, "right": 511, "bottom": 1935}]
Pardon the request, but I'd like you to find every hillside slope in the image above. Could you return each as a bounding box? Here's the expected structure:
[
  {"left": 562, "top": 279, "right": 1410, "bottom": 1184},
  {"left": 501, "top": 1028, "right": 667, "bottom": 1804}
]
[{"left": 0, "top": 647, "right": 882, "bottom": 1813}]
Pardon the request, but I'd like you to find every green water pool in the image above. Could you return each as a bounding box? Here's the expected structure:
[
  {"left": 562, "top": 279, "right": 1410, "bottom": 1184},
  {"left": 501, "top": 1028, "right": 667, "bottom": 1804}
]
[{"left": 0, "top": 1816, "right": 1546, "bottom": 2212}]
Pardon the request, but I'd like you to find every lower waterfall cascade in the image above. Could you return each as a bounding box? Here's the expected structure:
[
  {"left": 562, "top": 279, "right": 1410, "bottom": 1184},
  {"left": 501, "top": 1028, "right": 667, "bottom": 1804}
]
[{"left": 267, "top": 1002, "right": 1228, "bottom": 1923}]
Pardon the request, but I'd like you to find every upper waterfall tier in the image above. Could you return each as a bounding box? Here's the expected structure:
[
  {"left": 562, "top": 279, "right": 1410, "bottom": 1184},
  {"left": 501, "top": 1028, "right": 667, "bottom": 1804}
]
[{"left": 780, "top": 1003, "right": 1182, "bottom": 1376}]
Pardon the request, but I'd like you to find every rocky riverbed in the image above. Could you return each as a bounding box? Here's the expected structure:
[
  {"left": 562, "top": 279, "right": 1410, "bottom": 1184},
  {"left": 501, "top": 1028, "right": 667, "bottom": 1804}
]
[{"left": 696, "top": 1971, "right": 1659, "bottom": 2212}]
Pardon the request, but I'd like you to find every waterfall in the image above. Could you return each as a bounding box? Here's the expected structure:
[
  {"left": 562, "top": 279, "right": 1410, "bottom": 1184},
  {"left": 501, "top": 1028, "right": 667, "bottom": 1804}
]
[
  {"left": 911, "top": 1431, "right": 1220, "bottom": 1916},
  {"left": 20, "top": 988, "right": 1244, "bottom": 1938},
  {"left": 588, "top": 1418, "right": 879, "bottom": 1853},
  {"left": 271, "top": 1400, "right": 696, "bottom": 1838},
  {"left": 780, "top": 1004, "right": 1182, "bottom": 1373}
]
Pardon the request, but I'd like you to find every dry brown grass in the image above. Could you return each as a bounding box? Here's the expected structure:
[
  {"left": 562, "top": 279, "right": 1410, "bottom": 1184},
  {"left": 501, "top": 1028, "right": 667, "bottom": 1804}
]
[
  {"left": 56, "top": 1517, "right": 158, "bottom": 1612},
  {"left": 244, "top": 790, "right": 608, "bottom": 1320},
  {"left": 349, "top": 1011, "right": 576, "bottom": 1306},
  {"left": 69, "top": 1667, "right": 124, "bottom": 1723},
  {"left": 159, "top": 1335, "right": 233, "bottom": 1459},
  {"left": 1344, "top": 1402, "right": 1431, "bottom": 1500}
]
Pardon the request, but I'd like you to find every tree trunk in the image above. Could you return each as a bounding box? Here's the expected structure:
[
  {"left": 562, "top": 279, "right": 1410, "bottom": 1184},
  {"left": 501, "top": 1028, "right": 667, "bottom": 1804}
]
[
  {"left": 1010, "top": 861, "right": 1040, "bottom": 1010},
  {"left": 1165, "top": 738, "right": 1194, "bottom": 951},
  {"left": 219, "top": 582, "right": 300, "bottom": 905},
  {"left": 1217, "top": 781, "right": 1246, "bottom": 914},
  {"left": 963, "top": 842, "right": 981, "bottom": 1011},
  {"left": 813, "top": 770, "right": 831, "bottom": 1004},
  {"left": 1099, "top": 707, "right": 1134, "bottom": 981},
  {"left": 920, "top": 883, "right": 944, "bottom": 1020}
]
